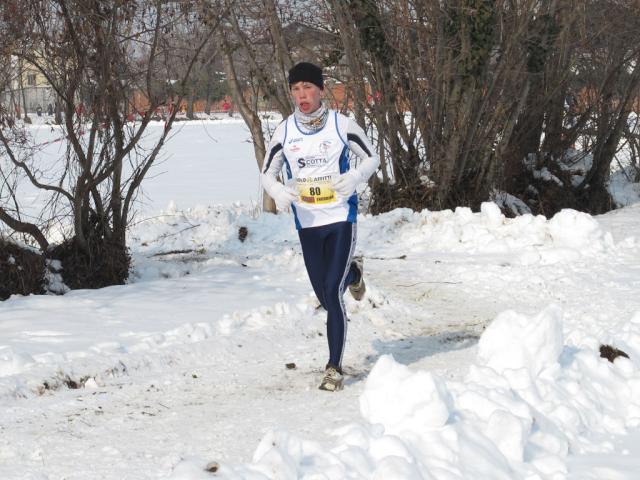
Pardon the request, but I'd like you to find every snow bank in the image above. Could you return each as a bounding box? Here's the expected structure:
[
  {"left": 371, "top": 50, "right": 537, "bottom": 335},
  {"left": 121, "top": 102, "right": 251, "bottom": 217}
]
[
  {"left": 182, "top": 306, "right": 640, "bottom": 479},
  {"left": 359, "top": 203, "right": 616, "bottom": 265},
  {"left": 0, "top": 297, "right": 316, "bottom": 398},
  {"left": 129, "top": 204, "right": 299, "bottom": 282},
  {"left": 127, "top": 201, "right": 625, "bottom": 287}
]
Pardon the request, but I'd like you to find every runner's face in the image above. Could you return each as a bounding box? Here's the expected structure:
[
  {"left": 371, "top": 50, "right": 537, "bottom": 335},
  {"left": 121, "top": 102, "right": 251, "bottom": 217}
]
[{"left": 290, "top": 82, "right": 322, "bottom": 114}]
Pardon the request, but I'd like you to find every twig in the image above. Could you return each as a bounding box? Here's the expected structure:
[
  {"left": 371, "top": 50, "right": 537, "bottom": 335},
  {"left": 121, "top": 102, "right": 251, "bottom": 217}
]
[
  {"left": 129, "top": 212, "right": 191, "bottom": 227},
  {"left": 162, "top": 224, "right": 199, "bottom": 238},
  {"left": 150, "top": 249, "right": 197, "bottom": 257},
  {"left": 144, "top": 224, "right": 200, "bottom": 244}
]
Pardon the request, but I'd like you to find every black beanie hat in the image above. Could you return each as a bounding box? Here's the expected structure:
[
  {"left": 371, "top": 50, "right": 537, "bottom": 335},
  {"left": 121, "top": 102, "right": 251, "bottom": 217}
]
[{"left": 288, "top": 62, "right": 324, "bottom": 90}]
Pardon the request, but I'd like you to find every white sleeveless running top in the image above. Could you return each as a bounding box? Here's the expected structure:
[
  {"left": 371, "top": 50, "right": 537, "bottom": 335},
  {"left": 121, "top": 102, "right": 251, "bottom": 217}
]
[{"left": 280, "top": 111, "right": 357, "bottom": 229}]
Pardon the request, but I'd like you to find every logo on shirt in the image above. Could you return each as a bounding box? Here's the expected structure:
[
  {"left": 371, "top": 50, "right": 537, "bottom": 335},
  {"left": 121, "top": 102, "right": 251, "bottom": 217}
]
[
  {"left": 288, "top": 137, "right": 303, "bottom": 144},
  {"left": 297, "top": 156, "right": 328, "bottom": 168},
  {"left": 319, "top": 140, "right": 334, "bottom": 153}
]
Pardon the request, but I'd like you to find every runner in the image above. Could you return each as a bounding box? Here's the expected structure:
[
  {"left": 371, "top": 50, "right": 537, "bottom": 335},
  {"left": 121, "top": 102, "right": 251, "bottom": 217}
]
[{"left": 261, "top": 62, "right": 379, "bottom": 391}]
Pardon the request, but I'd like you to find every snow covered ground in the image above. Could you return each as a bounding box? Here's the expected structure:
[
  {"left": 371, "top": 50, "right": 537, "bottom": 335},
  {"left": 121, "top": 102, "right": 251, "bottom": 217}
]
[{"left": 1, "top": 119, "right": 640, "bottom": 479}]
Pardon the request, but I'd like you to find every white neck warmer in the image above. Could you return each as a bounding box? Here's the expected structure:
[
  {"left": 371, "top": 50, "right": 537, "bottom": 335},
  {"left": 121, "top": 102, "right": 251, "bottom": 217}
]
[{"left": 294, "top": 103, "right": 328, "bottom": 133}]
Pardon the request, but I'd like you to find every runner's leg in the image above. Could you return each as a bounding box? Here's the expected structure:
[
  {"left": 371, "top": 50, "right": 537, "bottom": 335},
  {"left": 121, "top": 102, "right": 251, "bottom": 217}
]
[{"left": 322, "top": 222, "right": 356, "bottom": 368}]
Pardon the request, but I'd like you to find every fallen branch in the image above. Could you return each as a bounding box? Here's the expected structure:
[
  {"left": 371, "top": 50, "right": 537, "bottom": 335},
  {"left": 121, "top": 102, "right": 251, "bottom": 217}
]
[
  {"left": 150, "top": 249, "right": 198, "bottom": 257},
  {"left": 142, "top": 224, "right": 201, "bottom": 245}
]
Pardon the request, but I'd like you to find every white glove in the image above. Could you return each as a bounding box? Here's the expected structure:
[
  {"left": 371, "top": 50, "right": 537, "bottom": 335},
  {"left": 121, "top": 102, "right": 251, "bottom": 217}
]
[
  {"left": 332, "top": 170, "right": 362, "bottom": 197},
  {"left": 271, "top": 183, "right": 298, "bottom": 211}
]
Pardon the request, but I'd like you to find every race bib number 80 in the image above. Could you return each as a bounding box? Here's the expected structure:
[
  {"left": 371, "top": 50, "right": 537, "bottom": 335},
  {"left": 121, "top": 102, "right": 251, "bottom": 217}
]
[{"left": 296, "top": 175, "right": 337, "bottom": 205}]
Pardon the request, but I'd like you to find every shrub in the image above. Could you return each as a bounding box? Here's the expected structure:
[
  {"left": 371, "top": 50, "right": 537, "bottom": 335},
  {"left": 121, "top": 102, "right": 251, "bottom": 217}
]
[{"left": 0, "top": 237, "right": 46, "bottom": 300}]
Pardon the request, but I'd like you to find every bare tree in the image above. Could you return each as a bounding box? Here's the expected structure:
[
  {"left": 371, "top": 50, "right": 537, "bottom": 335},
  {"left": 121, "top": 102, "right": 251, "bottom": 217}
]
[
  {"left": 0, "top": 0, "right": 224, "bottom": 288},
  {"left": 328, "top": 0, "right": 640, "bottom": 216},
  {"left": 215, "top": 0, "right": 295, "bottom": 212},
  {"left": 571, "top": 1, "right": 640, "bottom": 212}
]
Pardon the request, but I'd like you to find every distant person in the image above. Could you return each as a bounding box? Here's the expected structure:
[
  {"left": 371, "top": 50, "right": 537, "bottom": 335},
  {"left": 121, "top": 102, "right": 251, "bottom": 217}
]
[
  {"left": 261, "top": 62, "right": 379, "bottom": 392},
  {"left": 47, "top": 103, "right": 53, "bottom": 116},
  {"left": 222, "top": 100, "right": 232, "bottom": 117}
]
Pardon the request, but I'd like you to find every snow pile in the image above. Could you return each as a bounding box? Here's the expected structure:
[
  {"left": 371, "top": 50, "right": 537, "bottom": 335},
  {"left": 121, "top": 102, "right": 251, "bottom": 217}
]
[
  {"left": 0, "top": 297, "right": 318, "bottom": 398},
  {"left": 359, "top": 203, "right": 615, "bottom": 264},
  {"left": 189, "top": 306, "right": 640, "bottom": 480},
  {"left": 129, "top": 203, "right": 299, "bottom": 282},
  {"left": 610, "top": 169, "right": 640, "bottom": 208},
  {"left": 130, "top": 201, "right": 620, "bottom": 287}
]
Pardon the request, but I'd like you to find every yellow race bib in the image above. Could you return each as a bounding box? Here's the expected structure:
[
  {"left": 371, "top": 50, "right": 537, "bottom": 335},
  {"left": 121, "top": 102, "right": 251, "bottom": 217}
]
[{"left": 296, "top": 175, "right": 337, "bottom": 205}]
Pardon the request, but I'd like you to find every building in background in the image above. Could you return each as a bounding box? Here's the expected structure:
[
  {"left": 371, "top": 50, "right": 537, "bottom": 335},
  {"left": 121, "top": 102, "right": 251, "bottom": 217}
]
[{"left": 0, "top": 56, "right": 56, "bottom": 118}]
